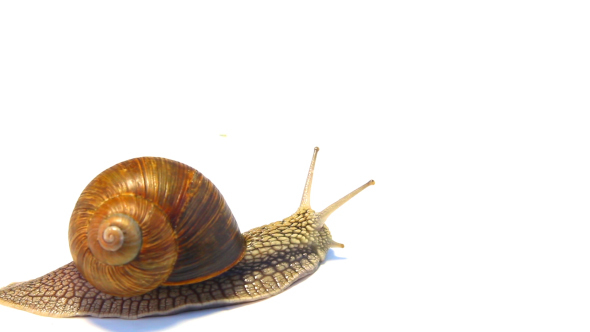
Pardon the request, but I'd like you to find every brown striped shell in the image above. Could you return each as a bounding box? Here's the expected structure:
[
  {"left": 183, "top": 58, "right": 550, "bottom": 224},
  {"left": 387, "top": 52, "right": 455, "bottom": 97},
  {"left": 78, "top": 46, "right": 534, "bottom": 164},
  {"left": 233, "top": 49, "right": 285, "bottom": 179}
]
[{"left": 68, "top": 157, "right": 246, "bottom": 297}]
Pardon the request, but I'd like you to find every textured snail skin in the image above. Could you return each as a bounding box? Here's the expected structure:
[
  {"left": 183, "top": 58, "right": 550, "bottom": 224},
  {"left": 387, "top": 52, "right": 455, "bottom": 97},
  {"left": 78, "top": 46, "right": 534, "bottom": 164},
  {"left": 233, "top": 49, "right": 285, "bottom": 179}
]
[
  {"left": 0, "top": 148, "right": 373, "bottom": 318},
  {"left": 0, "top": 209, "right": 333, "bottom": 318}
]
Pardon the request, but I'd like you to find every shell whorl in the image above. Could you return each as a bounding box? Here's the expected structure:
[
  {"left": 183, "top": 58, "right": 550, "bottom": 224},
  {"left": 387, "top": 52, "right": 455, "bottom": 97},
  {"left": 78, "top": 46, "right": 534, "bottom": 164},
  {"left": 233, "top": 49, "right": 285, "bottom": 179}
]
[
  {"left": 96, "top": 214, "right": 139, "bottom": 254},
  {"left": 68, "top": 157, "right": 245, "bottom": 297}
]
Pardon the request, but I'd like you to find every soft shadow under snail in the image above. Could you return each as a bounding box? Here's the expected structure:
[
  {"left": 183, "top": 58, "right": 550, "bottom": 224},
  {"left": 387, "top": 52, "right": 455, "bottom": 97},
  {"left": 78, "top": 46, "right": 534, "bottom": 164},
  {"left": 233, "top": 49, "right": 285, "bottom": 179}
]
[{"left": 0, "top": 148, "right": 374, "bottom": 319}]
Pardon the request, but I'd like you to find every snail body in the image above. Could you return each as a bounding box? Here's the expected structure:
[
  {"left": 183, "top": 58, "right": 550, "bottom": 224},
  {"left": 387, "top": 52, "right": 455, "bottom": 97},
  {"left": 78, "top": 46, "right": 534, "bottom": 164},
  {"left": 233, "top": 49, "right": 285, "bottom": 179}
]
[{"left": 0, "top": 148, "right": 374, "bottom": 319}]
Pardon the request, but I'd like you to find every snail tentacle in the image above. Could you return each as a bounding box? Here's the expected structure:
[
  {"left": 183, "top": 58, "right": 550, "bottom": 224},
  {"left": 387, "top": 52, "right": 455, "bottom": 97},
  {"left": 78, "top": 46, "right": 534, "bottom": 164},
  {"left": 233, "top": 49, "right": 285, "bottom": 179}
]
[
  {"left": 315, "top": 179, "right": 375, "bottom": 229},
  {"left": 299, "top": 147, "right": 319, "bottom": 210}
]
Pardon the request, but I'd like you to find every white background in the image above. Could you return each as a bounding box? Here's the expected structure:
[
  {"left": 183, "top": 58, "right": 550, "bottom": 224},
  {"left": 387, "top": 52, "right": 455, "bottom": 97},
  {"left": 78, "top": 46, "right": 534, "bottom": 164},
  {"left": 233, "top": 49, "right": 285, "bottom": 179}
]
[{"left": 0, "top": 1, "right": 589, "bottom": 331}]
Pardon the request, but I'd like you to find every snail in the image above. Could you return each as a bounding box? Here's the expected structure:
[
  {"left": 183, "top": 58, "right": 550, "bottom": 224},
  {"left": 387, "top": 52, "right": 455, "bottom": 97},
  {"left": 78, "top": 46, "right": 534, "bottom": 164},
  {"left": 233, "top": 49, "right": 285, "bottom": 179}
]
[{"left": 0, "top": 148, "right": 374, "bottom": 319}]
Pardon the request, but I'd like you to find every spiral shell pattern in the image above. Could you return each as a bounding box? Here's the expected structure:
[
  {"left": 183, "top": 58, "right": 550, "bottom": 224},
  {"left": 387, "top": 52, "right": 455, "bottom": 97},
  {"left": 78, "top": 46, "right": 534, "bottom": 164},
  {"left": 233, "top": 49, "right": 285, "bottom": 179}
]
[{"left": 68, "top": 158, "right": 245, "bottom": 297}]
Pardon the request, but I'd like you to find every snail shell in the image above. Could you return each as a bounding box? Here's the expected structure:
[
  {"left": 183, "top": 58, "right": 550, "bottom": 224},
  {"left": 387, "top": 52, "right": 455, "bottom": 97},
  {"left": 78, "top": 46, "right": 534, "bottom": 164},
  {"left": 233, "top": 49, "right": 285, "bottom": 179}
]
[{"left": 68, "top": 157, "right": 245, "bottom": 297}]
